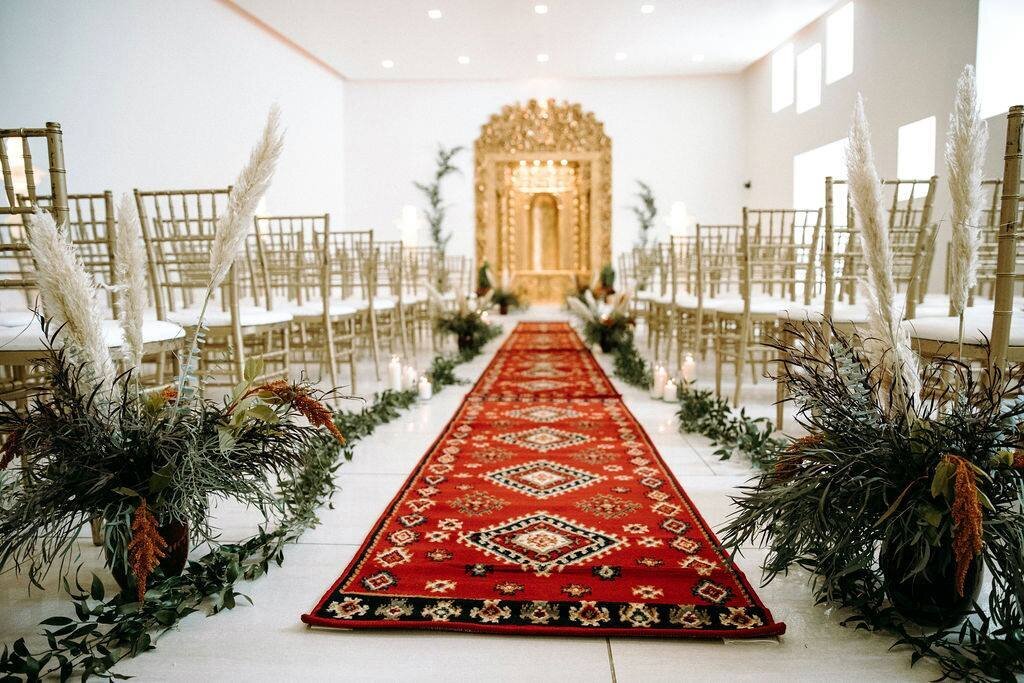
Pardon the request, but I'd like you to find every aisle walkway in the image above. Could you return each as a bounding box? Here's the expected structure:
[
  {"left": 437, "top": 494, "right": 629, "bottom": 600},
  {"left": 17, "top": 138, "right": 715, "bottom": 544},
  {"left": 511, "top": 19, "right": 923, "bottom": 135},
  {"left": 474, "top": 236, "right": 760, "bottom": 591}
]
[{"left": 0, "top": 308, "right": 937, "bottom": 681}]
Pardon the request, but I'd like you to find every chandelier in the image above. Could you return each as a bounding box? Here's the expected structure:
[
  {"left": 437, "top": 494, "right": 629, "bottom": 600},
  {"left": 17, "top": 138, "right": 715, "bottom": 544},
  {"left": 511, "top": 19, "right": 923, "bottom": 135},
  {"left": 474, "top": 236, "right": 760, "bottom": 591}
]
[{"left": 511, "top": 159, "right": 575, "bottom": 193}]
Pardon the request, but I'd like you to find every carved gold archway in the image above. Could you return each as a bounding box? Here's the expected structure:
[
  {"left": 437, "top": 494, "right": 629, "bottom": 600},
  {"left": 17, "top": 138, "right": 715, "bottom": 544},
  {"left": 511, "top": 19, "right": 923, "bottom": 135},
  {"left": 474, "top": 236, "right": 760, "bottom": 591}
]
[{"left": 475, "top": 99, "right": 611, "bottom": 302}]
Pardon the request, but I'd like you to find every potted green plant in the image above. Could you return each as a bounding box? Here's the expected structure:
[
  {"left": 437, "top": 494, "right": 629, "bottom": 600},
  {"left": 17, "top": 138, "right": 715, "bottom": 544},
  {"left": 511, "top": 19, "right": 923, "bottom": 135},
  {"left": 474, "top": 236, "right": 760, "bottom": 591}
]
[
  {"left": 430, "top": 289, "right": 502, "bottom": 355},
  {"left": 476, "top": 260, "right": 493, "bottom": 298},
  {"left": 593, "top": 264, "right": 616, "bottom": 301},
  {"left": 0, "top": 109, "right": 346, "bottom": 602},
  {"left": 722, "top": 323, "right": 1024, "bottom": 677},
  {"left": 566, "top": 290, "right": 633, "bottom": 353},
  {"left": 490, "top": 288, "right": 521, "bottom": 315}
]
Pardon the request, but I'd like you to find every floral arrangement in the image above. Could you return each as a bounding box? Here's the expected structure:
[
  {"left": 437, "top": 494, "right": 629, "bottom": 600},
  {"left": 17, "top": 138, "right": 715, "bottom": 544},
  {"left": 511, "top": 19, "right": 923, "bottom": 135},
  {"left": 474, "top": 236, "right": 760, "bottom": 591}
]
[
  {"left": 593, "top": 264, "right": 616, "bottom": 300},
  {"left": 0, "top": 108, "right": 346, "bottom": 602},
  {"left": 723, "top": 322, "right": 1024, "bottom": 680},
  {"left": 566, "top": 290, "right": 633, "bottom": 353},
  {"left": 429, "top": 288, "right": 501, "bottom": 355}
]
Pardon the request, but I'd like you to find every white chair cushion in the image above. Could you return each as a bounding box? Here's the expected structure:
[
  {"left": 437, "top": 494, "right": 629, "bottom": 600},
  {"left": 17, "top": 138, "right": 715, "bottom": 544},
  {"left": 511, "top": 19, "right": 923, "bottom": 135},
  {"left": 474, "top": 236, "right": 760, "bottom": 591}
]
[
  {"left": 0, "top": 317, "right": 183, "bottom": 352},
  {"left": 778, "top": 301, "right": 870, "bottom": 324},
  {"left": 276, "top": 299, "right": 358, "bottom": 318},
  {"left": 903, "top": 306, "right": 1024, "bottom": 346},
  {"left": 712, "top": 296, "right": 795, "bottom": 316},
  {"left": 339, "top": 296, "right": 396, "bottom": 312},
  {"left": 165, "top": 305, "right": 293, "bottom": 328}
]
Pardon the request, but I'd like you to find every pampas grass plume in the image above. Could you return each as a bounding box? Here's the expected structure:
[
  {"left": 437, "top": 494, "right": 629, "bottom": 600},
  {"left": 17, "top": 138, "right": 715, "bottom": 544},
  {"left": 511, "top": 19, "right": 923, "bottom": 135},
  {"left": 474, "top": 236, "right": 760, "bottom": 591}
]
[
  {"left": 208, "top": 106, "right": 284, "bottom": 291},
  {"left": 846, "top": 94, "right": 921, "bottom": 413},
  {"left": 946, "top": 65, "right": 988, "bottom": 317},
  {"left": 27, "top": 209, "right": 116, "bottom": 389},
  {"left": 114, "top": 193, "right": 148, "bottom": 371}
]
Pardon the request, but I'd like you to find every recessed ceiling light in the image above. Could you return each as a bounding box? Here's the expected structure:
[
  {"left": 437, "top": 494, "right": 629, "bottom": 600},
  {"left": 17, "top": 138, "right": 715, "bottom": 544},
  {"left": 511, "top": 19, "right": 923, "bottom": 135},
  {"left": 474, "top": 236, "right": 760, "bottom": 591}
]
[
  {"left": 640, "top": 4, "right": 655, "bottom": 14},
  {"left": 534, "top": 4, "right": 548, "bottom": 14},
  {"left": 458, "top": 55, "right": 470, "bottom": 64},
  {"left": 615, "top": 51, "right": 627, "bottom": 61},
  {"left": 536, "top": 53, "right": 549, "bottom": 63},
  {"left": 427, "top": 8, "right": 442, "bottom": 19},
  {"left": 692, "top": 53, "right": 705, "bottom": 62},
  {"left": 381, "top": 59, "right": 395, "bottom": 68}
]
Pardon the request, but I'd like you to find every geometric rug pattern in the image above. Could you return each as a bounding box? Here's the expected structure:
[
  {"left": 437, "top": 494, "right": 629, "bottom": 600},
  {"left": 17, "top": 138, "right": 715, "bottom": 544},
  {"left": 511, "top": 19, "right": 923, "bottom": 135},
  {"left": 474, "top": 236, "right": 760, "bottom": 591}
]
[{"left": 303, "top": 322, "right": 785, "bottom": 638}]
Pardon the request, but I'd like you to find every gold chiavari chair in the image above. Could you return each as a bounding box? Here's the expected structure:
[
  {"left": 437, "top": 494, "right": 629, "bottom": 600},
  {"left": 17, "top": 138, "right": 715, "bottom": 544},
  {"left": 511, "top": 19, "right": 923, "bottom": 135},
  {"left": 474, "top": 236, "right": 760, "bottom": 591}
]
[
  {"left": 715, "top": 208, "right": 822, "bottom": 406},
  {"left": 905, "top": 106, "right": 1024, "bottom": 367},
  {"left": 253, "top": 214, "right": 358, "bottom": 392},
  {"left": 376, "top": 239, "right": 413, "bottom": 356},
  {"left": 0, "top": 123, "right": 68, "bottom": 400},
  {"left": 659, "top": 236, "right": 698, "bottom": 368},
  {"left": 644, "top": 242, "right": 674, "bottom": 359},
  {"left": 135, "top": 187, "right": 291, "bottom": 387},
  {"left": 672, "top": 224, "right": 744, "bottom": 367},
  {"left": 403, "top": 245, "right": 444, "bottom": 348},
  {"left": 318, "top": 229, "right": 389, "bottom": 380}
]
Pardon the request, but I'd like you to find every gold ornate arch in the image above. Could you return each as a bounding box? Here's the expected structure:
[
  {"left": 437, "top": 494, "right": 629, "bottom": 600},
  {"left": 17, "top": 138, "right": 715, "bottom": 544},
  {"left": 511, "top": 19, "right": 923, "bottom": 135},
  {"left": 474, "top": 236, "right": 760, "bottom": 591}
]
[{"left": 475, "top": 99, "right": 611, "bottom": 301}]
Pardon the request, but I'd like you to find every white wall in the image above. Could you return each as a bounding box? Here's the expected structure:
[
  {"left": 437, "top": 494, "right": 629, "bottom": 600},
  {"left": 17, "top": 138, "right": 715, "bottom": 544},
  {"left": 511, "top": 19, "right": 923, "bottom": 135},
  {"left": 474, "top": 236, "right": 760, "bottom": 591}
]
[
  {"left": 0, "top": 0, "right": 345, "bottom": 218},
  {"left": 741, "top": 0, "right": 984, "bottom": 291},
  {"left": 342, "top": 76, "right": 746, "bottom": 258}
]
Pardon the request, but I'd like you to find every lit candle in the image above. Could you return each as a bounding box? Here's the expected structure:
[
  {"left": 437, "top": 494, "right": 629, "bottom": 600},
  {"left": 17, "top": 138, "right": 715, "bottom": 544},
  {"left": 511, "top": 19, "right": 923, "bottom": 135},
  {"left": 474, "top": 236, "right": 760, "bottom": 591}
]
[
  {"left": 662, "top": 378, "right": 678, "bottom": 402},
  {"left": 404, "top": 365, "right": 418, "bottom": 390},
  {"left": 388, "top": 355, "right": 404, "bottom": 392},
  {"left": 650, "top": 365, "right": 667, "bottom": 399},
  {"left": 681, "top": 354, "right": 696, "bottom": 383},
  {"left": 418, "top": 375, "right": 433, "bottom": 400}
]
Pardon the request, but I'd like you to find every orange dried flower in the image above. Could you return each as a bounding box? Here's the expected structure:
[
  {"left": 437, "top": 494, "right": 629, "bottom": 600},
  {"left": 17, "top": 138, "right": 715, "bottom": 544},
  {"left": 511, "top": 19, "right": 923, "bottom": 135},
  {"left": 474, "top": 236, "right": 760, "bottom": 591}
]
[
  {"left": 944, "top": 455, "right": 984, "bottom": 597},
  {"left": 772, "top": 434, "right": 823, "bottom": 482},
  {"left": 160, "top": 387, "right": 178, "bottom": 402},
  {"left": 128, "top": 500, "right": 167, "bottom": 603},
  {"left": 247, "top": 381, "right": 344, "bottom": 444},
  {"left": 0, "top": 429, "right": 22, "bottom": 470},
  {"left": 1013, "top": 450, "right": 1024, "bottom": 469}
]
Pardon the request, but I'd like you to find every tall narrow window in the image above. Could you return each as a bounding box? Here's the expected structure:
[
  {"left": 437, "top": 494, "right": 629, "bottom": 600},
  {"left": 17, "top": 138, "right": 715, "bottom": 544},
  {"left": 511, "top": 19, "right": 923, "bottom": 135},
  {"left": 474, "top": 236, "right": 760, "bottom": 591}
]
[
  {"left": 796, "top": 44, "right": 822, "bottom": 113},
  {"left": 826, "top": 2, "right": 854, "bottom": 83},
  {"left": 771, "top": 43, "right": 794, "bottom": 112},
  {"left": 976, "top": 0, "right": 1024, "bottom": 118},
  {"left": 793, "top": 137, "right": 849, "bottom": 211},
  {"left": 897, "top": 116, "right": 936, "bottom": 199}
]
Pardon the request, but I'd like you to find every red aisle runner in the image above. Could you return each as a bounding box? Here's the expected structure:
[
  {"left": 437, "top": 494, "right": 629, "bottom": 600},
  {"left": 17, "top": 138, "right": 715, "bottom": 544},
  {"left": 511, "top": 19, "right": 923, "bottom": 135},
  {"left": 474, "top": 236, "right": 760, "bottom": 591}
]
[{"left": 302, "top": 322, "right": 784, "bottom": 638}]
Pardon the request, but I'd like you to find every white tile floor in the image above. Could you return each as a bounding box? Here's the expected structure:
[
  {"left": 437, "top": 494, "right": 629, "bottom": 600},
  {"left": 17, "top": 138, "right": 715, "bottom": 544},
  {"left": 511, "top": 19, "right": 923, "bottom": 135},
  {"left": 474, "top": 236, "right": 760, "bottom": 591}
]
[{"left": 0, "top": 307, "right": 939, "bottom": 681}]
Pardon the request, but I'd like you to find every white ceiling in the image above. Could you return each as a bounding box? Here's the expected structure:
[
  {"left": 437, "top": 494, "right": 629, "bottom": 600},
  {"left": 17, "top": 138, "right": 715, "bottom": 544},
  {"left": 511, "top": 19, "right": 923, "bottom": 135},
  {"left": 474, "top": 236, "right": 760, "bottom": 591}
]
[{"left": 233, "top": 0, "right": 839, "bottom": 81}]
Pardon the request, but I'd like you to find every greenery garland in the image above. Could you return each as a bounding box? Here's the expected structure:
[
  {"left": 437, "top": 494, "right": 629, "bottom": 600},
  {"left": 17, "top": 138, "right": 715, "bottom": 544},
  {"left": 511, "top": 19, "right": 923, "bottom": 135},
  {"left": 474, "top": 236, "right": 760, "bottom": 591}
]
[
  {"left": 609, "top": 336, "right": 783, "bottom": 467},
  {"left": 0, "top": 347, "right": 480, "bottom": 681}
]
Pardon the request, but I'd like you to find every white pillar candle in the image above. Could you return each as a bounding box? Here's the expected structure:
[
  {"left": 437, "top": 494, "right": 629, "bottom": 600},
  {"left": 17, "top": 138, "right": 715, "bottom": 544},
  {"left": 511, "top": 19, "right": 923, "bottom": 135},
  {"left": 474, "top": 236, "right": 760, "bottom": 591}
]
[
  {"left": 650, "top": 365, "right": 668, "bottom": 399},
  {"left": 388, "top": 356, "right": 404, "bottom": 392},
  {"left": 418, "top": 375, "right": 433, "bottom": 400},
  {"left": 404, "top": 365, "right": 418, "bottom": 390},
  {"left": 662, "top": 378, "right": 678, "bottom": 402},
  {"left": 681, "top": 354, "right": 696, "bottom": 383}
]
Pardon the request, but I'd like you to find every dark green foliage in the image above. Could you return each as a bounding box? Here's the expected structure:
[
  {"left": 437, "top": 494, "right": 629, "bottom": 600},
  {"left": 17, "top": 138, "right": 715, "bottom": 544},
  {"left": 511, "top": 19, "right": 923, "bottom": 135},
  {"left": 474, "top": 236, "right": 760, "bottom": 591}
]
[
  {"left": 598, "top": 264, "right": 615, "bottom": 291},
  {"left": 0, "top": 350, "right": 472, "bottom": 681},
  {"left": 722, "top": 322, "right": 1024, "bottom": 681},
  {"left": 676, "top": 386, "right": 784, "bottom": 467},
  {"left": 490, "top": 289, "right": 521, "bottom": 311},
  {"left": 611, "top": 337, "right": 652, "bottom": 389},
  {"left": 435, "top": 309, "right": 502, "bottom": 356},
  {"left": 413, "top": 144, "right": 464, "bottom": 255},
  {"left": 630, "top": 180, "right": 657, "bottom": 249}
]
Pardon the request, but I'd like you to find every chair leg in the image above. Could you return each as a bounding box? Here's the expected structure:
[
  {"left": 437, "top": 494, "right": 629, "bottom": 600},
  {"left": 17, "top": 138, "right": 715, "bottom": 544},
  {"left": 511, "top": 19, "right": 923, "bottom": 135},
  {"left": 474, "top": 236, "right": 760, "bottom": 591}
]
[
  {"left": 367, "top": 309, "right": 382, "bottom": 381},
  {"left": 324, "top": 316, "right": 340, "bottom": 389},
  {"left": 714, "top": 331, "right": 723, "bottom": 398},
  {"left": 733, "top": 317, "right": 749, "bottom": 407}
]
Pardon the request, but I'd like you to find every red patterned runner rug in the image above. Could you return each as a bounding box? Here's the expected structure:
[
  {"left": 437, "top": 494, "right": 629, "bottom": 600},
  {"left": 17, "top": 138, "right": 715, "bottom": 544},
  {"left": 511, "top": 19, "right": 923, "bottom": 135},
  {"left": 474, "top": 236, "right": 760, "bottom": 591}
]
[{"left": 302, "top": 322, "right": 784, "bottom": 638}]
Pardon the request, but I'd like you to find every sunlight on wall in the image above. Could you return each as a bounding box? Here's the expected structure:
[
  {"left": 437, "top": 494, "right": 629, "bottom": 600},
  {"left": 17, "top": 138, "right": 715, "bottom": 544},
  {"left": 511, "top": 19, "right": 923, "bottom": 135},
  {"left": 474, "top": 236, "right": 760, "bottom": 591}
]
[
  {"left": 976, "top": 0, "right": 1024, "bottom": 119},
  {"left": 825, "top": 2, "right": 854, "bottom": 84},
  {"left": 771, "top": 43, "right": 794, "bottom": 112},
  {"left": 896, "top": 116, "right": 936, "bottom": 198},
  {"left": 796, "top": 44, "right": 822, "bottom": 114},
  {"left": 792, "top": 137, "right": 848, "bottom": 211}
]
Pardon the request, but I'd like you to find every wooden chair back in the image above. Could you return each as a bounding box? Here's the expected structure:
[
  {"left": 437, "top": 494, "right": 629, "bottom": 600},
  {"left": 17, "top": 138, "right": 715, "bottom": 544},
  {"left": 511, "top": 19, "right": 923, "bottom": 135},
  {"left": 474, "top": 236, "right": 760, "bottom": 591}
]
[
  {"left": 253, "top": 214, "right": 329, "bottom": 309},
  {"left": 1, "top": 123, "right": 68, "bottom": 225},
  {"left": 990, "top": 105, "right": 1024, "bottom": 368},
  {"left": 740, "top": 208, "right": 822, "bottom": 308},
  {"left": 824, "top": 176, "right": 938, "bottom": 319},
  {"left": 134, "top": 188, "right": 234, "bottom": 318},
  {"left": 318, "top": 229, "right": 376, "bottom": 304}
]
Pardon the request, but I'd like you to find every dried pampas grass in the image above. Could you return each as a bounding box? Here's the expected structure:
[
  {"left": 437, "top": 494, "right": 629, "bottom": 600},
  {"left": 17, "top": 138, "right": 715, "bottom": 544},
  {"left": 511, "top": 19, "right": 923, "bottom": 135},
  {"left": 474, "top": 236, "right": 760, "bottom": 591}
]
[
  {"left": 846, "top": 95, "right": 921, "bottom": 415},
  {"left": 114, "top": 193, "right": 148, "bottom": 371},
  {"left": 208, "top": 106, "right": 284, "bottom": 291},
  {"left": 27, "top": 209, "right": 116, "bottom": 389},
  {"left": 946, "top": 65, "right": 988, "bottom": 319}
]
